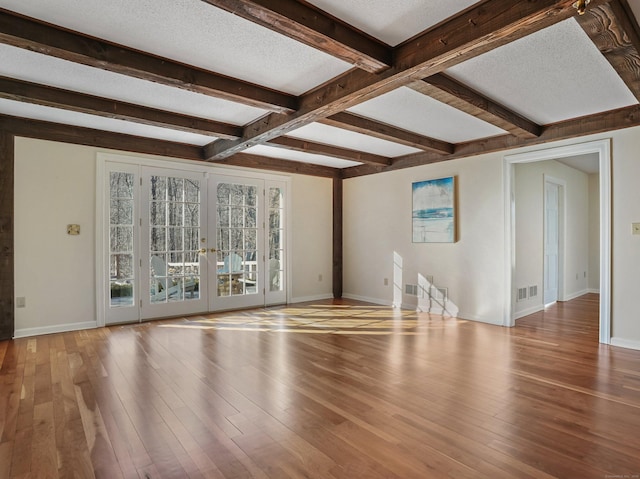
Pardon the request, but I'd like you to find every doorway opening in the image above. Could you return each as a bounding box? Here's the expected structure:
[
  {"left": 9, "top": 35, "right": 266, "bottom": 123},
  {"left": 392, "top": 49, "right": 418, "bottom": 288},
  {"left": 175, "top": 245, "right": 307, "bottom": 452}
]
[{"left": 504, "top": 139, "right": 611, "bottom": 344}]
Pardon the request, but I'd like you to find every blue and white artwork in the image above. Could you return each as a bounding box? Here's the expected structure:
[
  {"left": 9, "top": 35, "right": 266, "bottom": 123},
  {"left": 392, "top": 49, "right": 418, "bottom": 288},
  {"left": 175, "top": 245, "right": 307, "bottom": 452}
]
[{"left": 412, "top": 177, "right": 456, "bottom": 243}]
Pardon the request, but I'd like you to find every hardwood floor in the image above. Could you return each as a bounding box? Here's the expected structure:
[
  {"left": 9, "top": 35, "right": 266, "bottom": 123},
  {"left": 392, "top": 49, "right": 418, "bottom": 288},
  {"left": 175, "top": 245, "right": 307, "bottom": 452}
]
[{"left": 1, "top": 294, "right": 639, "bottom": 478}]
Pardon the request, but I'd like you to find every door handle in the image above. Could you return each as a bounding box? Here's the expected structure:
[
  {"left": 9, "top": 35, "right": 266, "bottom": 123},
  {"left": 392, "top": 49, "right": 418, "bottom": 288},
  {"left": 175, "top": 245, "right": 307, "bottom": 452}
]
[
  {"left": 199, "top": 248, "right": 207, "bottom": 254},
  {"left": 210, "top": 248, "right": 217, "bottom": 253}
]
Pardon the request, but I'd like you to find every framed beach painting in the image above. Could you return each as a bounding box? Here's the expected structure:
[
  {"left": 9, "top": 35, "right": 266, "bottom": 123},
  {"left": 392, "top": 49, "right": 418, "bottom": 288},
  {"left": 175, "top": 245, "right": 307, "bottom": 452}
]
[{"left": 412, "top": 176, "right": 456, "bottom": 243}]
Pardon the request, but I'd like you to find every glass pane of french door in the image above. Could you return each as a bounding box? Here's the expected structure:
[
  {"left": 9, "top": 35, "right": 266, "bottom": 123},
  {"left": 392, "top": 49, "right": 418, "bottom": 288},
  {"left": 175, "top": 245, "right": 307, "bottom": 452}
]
[
  {"left": 141, "top": 168, "right": 208, "bottom": 319},
  {"left": 209, "top": 177, "right": 265, "bottom": 311}
]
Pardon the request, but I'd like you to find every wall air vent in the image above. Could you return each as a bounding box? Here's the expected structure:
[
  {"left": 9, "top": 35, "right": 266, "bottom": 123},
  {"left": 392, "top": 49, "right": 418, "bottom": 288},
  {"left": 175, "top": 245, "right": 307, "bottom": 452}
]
[
  {"left": 517, "top": 287, "right": 528, "bottom": 302},
  {"left": 405, "top": 284, "right": 418, "bottom": 296}
]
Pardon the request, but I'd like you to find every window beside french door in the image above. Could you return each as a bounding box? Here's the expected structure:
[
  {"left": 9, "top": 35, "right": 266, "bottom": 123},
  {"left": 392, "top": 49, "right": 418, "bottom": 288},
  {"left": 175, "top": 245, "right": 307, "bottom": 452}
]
[
  {"left": 268, "top": 185, "right": 285, "bottom": 298},
  {"left": 102, "top": 161, "right": 288, "bottom": 325},
  {"left": 109, "top": 171, "right": 136, "bottom": 308}
]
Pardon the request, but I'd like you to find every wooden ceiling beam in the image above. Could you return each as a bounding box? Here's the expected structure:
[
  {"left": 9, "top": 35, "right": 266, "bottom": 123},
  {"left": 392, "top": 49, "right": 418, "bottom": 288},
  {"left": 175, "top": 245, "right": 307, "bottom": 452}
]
[
  {"left": 266, "top": 136, "right": 391, "bottom": 166},
  {"left": 0, "top": 114, "right": 344, "bottom": 177},
  {"left": 0, "top": 114, "right": 204, "bottom": 161},
  {"left": 576, "top": 0, "right": 640, "bottom": 101},
  {"left": 0, "top": 9, "right": 296, "bottom": 113},
  {"left": 342, "top": 103, "right": 640, "bottom": 178},
  {"left": 214, "top": 152, "right": 341, "bottom": 178},
  {"left": 200, "top": 0, "right": 391, "bottom": 73},
  {"left": 0, "top": 76, "right": 242, "bottom": 140},
  {"left": 320, "top": 112, "right": 454, "bottom": 154},
  {"left": 205, "top": 0, "right": 596, "bottom": 160},
  {"left": 410, "top": 74, "right": 542, "bottom": 139}
]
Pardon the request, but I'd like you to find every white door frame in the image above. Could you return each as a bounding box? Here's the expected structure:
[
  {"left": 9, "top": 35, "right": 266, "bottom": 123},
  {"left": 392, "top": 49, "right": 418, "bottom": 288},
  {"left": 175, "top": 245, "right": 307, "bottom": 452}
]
[{"left": 503, "top": 139, "right": 611, "bottom": 344}]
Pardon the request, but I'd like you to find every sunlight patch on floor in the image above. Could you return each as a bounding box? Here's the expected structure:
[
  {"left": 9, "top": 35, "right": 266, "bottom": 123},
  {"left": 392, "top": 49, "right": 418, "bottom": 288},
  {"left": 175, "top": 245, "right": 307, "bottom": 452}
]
[{"left": 171, "top": 305, "right": 452, "bottom": 335}]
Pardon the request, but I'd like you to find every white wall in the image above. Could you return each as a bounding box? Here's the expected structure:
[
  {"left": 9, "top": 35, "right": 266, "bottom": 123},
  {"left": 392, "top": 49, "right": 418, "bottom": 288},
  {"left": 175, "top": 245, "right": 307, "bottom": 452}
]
[
  {"left": 344, "top": 153, "right": 506, "bottom": 324},
  {"left": 290, "top": 175, "right": 333, "bottom": 302},
  {"left": 13, "top": 137, "right": 333, "bottom": 336},
  {"left": 14, "top": 138, "right": 97, "bottom": 335},
  {"left": 513, "top": 160, "right": 590, "bottom": 317},
  {"left": 609, "top": 128, "right": 640, "bottom": 349}
]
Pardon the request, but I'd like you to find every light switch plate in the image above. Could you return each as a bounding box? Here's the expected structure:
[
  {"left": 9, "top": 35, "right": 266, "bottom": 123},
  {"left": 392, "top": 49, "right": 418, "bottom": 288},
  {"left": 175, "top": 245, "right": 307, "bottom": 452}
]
[{"left": 633, "top": 223, "right": 640, "bottom": 235}]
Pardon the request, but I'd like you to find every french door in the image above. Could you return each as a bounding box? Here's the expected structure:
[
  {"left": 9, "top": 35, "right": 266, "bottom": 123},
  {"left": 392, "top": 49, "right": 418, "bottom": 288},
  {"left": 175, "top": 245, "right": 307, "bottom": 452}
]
[
  {"left": 209, "top": 176, "right": 264, "bottom": 311},
  {"left": 140, "top": 167, "right": 209, "bottom": 319},
  {"left": 103, "top": 162, "right": 287, "bottom": 325}
]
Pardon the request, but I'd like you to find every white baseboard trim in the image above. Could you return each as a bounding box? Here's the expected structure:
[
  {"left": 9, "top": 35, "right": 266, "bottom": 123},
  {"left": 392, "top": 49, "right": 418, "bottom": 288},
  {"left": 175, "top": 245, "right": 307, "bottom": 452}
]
[
  {"left": 562, "top": 289, "right": 589, "bottom": 302},
  {"left": 342, "top": 293, "right": 392, "bottom": 307},
  {"left": 417, "top": 306, "right": 459, "bottom": 318},
  {"left": 610, "top": 337, "right": 640, "bottom": 351},
  {"left": 514, "top": 305, "right": 545, "bottom": 320},
  {"left": 587, "top": 288, "right": 600, "bottom": 294},
  {"left": 289, "top": 294, "right": 333, "bottom": 304},
  {"left": 14, "top": 321, "right": 98, "bottom": 339},
  {"left": 456, "top": 311, "right": 503, "bottom": 326}
]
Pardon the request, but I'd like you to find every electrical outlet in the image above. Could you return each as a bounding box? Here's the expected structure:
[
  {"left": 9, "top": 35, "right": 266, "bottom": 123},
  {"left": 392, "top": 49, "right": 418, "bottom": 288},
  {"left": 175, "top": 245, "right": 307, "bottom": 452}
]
[
  {"left": 16, "top": 297, "right": 26, "bottom": 308},
  {"left": 318, "top": 274, "right": 323, "bottom": 282},
  {"left": 633, "top": 223, "right": 640, "bottom": 235},
  {"left": 384, "top": 278, "right": 389, "bottom": 286}
]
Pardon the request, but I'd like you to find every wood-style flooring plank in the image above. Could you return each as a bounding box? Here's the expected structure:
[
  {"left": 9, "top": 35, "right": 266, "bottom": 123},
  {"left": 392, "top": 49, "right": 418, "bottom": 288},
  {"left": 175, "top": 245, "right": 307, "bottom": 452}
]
[{"left": 1, "top": 295, "right": 639, "bottom": 478}]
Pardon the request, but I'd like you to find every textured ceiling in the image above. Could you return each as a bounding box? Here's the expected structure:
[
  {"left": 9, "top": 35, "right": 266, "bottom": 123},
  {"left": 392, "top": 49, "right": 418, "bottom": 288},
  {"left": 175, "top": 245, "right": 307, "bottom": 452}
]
[
  {"left": 557, "top": 153, "right": 600, "bottom": 174},
  {"left": 0, "top": 0, "right": 639, "bottom": 171},
  {"left": 246, "top": 144, "right": 361, "bottom": 168},
  {"left": 0, "top": 0, "right": 352, "bottom": 95},
  {"left": 0, "top": 44, "right": 268, "bottom": 125},
  {"left": 306, "top": 0, "right": 481, "bottom": 46},
  {"left": 446, "top": 18, "right": 638, "bottom": 125},
  {"left": 286, "top": 123, "right": 421, "bottom": 157},
  {"left": 0, "top": 98, "right": 217, "bottom": 145},
  {"left": 347, "top": 87, "right": 506, "bottom": 143}
]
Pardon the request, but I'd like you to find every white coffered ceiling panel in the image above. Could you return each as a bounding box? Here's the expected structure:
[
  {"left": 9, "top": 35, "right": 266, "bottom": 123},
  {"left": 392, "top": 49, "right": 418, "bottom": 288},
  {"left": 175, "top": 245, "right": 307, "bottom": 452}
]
[
  {"left": 0, "top": 44, "right": 267, "bottom": 126},
  {"left": 245, "top": 145, "right": 361, "bottom": 169},
  {"left": 347, "top": 87, "right": 506, "bottom": 143},
  {"left": 286, "top": 123, "right": 422, "bottom": 157},
  {"left": 446, "top": 18, "right": 638, "bottom": 125},
  {"left": 0, "top": 0, "right": 352, "bottom": 95},
  {"left": 307, "top": 0, "right": 481, "bottom": 46},
  {"left": 0, "top": 99, "right": 217, "bottom": 146}
]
